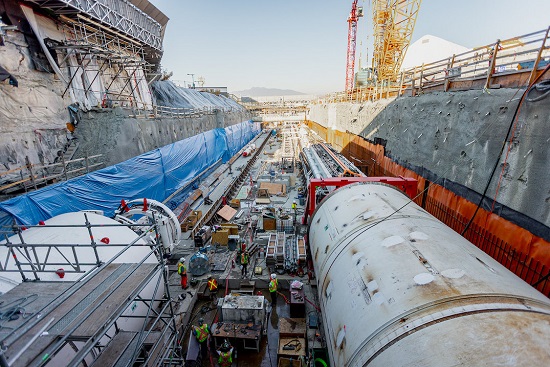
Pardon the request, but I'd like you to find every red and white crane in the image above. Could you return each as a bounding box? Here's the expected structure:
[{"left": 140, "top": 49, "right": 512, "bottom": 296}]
[{"left": 345, "top": 0, "right": 363, "bottom": 92}]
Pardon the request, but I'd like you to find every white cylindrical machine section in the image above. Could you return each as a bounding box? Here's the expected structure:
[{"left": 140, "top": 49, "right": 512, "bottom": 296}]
[{"left": 309, "top": 182, "right": 550, "bottom": 367}]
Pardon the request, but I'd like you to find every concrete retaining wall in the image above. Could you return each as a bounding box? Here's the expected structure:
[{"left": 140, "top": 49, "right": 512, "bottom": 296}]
[
  {"left": 74, "top": 109, "right": 252, "bottom": 167},
  {"left": 308, "top": 88, "right": 550, "bottom": 230}
]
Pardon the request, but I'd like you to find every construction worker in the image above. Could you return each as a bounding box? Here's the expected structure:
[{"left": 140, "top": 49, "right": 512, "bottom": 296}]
[
  {"left": 177, "top": 257, "right": 188, "bottom": 289},
  {"left": 216, "top": 340, "right": 234, "bottom": 367},
  {"left": 241, "top": 250, "right": 249, "bottom": 278},
  {"left": 292, "top": 200, "right": 298, "bottom": 225},
  {"left": 193, "top": 317, "right": 210, "bottom": 360},
  {"left": 207, "top": 275, "right": 218, "bottom": 303},
  {"left": 269, "top": 273, "right": 278, "bottom": 306}
]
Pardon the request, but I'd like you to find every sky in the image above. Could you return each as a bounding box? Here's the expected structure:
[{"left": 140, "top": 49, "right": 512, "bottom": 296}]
[{"left": 152, "top": 0, "right": 550, "bottom": 95}]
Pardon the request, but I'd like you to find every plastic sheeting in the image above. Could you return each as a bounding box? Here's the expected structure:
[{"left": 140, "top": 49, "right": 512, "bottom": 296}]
[
  {"left": 0, "top": 120, "right": 261, "bottom": 227},
  {"left": 151, "top": 81, "right": 245, "bottom": 112}
]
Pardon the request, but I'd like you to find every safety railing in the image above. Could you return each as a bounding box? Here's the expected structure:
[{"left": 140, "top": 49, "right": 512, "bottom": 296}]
[
  {"left": 0, "top": 215, "right": 180, "bottom": 367},
  {"left": 425, "top": 196, "right": 550, "bottom": 298},
  {"left": 130, "top": 104, "right": 245, "bottom": 119},
  {"left": 319, "top": 85, "right": 405, "bottom": 104},
  {"left": 403, "top": 26, "right": 550, "bottom": 95},
  {"left": 0, "top": 154, "right": 104, "bottom": 194},
  {"left": 313, "top": 26, "right": 550, "bottom": 104}
]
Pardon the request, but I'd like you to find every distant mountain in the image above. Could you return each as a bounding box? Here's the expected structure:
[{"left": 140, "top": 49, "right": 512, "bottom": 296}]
[{"left": 232, "top": 87, "right": 305, "bottom": 97}]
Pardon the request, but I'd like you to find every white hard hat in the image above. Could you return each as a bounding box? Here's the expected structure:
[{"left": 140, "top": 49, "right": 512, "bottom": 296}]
[
  {"left": 179, "top": 257, "right": 185, "bottom": 263},
  {"left": 271, "top": 273, "right": 277, "bottom": 279}
]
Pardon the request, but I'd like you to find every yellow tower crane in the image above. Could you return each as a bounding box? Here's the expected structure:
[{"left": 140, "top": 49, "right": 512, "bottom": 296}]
[{"left": 371, "top": 0, "right": 422, "bottom": 87}]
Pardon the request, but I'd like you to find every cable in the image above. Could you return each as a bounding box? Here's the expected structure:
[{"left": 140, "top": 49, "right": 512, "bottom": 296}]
[
  {"left": 0, "top": 294, "right": 39, "bottom": 330},
  {"left": 463, "top": 63, "right": 550, "bottom": 235},
  {"left": 304, "top": 295, "right": 321, "bottom": 312},
  {"left": 489, "top": 65, "right": 550, "bottom": 213},
  {"left": 525, "top": 79, "right": 550, "bottom": 102}
]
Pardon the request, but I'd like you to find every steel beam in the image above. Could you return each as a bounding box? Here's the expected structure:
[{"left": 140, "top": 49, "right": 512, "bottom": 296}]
[
  {"left": 307, "top": 176, "right": 418, "bottom": 216},
  {"left": 28, "top": 0, "right": 163, "bottom": 51}
]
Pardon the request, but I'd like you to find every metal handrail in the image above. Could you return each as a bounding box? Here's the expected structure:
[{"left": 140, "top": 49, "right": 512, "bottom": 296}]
[{"left": 313, "top": 26, "right": 550, "bottom": 104}]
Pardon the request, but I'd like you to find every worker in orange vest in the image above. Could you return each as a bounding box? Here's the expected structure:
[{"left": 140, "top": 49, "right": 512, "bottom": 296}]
[
  {"left": 207, "top": 276, "right": 218, "bottom": 303},
  {"left": 177, "top": 257, "right": 188, "bottom": 289},
  {"left": 241, "top": 251, "right": 249, "bottom": 278}
]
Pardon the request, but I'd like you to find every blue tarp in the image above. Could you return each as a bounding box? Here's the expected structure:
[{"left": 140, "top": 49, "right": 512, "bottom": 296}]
[{"left": 0, "top": 120, "right": 261, "bottom": 226}]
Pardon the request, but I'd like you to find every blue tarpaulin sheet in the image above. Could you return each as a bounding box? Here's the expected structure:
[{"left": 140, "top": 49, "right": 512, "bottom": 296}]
[{"left": 0, "top": 120, "right": 261, "bottom": 226}]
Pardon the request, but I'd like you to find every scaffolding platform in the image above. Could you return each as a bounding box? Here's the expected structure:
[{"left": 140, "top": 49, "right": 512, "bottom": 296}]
[{"left": 1, "top": 263, "right": 159, "bottom": 367}]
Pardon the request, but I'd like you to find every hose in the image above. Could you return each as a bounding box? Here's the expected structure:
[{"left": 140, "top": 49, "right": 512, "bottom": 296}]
[{"left": 525, "top": 79, "right": 550, "bottom": 102}]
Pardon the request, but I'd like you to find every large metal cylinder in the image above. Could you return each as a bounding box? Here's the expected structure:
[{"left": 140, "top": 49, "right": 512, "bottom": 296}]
[{"left": 309, "top": 182, "right": 550, "bottom": 367}]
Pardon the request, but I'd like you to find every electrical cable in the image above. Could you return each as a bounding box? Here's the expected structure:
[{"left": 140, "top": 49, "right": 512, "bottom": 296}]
[
  {"left": 489, "top": 65, "right": 550, "bottom": 213},
  {"left": 303, "top": 295, "right": 321, "bottom": 312},
  {"left": 0, "top": 294, "right": 39, "bottom": 330},
  {"left": 463, "top": 63, "right": 550, "bottom": 235},
  {"left": 525, "top": 79, "right": 550, "bottom": 102}
]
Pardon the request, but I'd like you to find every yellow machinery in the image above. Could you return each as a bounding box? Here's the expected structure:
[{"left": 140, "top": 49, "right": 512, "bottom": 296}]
[{"left": 371, "top": 0, "right": 422, "bottom": 85}]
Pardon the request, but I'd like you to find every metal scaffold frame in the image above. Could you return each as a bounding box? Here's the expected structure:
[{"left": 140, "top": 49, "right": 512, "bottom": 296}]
[
  {"left": 26, "top": 0, "right": 163, "bottom": 51},
  {"left": 0, "top": 217, "right": 182, "bottom": 367},
  {"left": 50, "top": 16, "right": 156, "bottom": 110}
]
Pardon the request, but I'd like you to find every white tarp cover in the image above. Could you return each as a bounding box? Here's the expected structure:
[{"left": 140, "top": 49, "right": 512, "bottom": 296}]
[
  {"left": 127, "top": 66, "right": 153, "bottom": 109},
  {"left": 151, "top": 81, "right": 246, "bottom": 111}
]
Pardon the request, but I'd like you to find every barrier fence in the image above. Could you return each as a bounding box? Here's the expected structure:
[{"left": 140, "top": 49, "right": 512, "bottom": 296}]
[
  {"left": 316, "top": 26, "right": 550, "bottom": 103},
  {"left": 426, "top": 196, "right": 550, "bottom": 297}
]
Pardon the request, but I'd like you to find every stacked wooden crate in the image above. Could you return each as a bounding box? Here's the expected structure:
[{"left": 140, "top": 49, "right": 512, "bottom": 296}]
[{"left": 181, "top": 210, "right": 202, "bottom": 232}]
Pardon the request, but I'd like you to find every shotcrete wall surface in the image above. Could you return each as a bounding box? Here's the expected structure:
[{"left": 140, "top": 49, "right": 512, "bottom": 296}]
[
  {"left": 74, "top": 109, "right": 252, "bottom": 167},
  {"left": 308, "top": 89, "right": 550, "bottom": 230}
]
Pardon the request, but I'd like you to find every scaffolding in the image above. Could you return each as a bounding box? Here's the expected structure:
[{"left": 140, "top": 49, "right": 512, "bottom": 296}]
[
  {"left": 0, "top": 216, "right": 183, "bottom": 367},
  {"left": 26, "top": 0, "right": 163, "bottom": 52},
  {"left": 49, "top": 15, "right": 157, "bottom": 110}
]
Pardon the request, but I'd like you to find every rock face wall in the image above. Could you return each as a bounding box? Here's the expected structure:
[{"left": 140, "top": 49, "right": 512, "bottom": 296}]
[
  {"left": 308, "top": 88, "right": 550, "bottom": 231},
  {"left": 0, "top": 29, "right": 251, "bottom": 181},
  {"left": 0, "top": 31, "right": 70, "bottom": 170}
]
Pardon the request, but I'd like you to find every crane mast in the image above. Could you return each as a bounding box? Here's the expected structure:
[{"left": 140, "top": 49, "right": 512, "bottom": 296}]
[
  {"left": 371, "top": 0, "right": 422, "bottom": 85},
  {"left": 345, "top": 1, "right": 363, "bottom": 92}
]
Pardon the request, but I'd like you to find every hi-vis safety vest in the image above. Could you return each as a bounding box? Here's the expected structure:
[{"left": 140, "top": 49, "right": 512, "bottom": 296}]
[
  {"left": 194, "top": 324, "right": 209, "bottom": 343},
  {"left": 292, "top": 202, "right": 297, "bottom": 209},
  {"left": 177, "top": 262, "right": 186, "bottom": 275},
  {"left": 208, "top": 278, "right": 218, "bottom": 291},
  {"left": 269, "top": 279, "right": 278, "bottom": 293},
  {"left": 218, "top": 351, "right": 232, "bottom": 366},
  {"left": 241, "top": 253, "right": 248, "bottom": 264}
]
